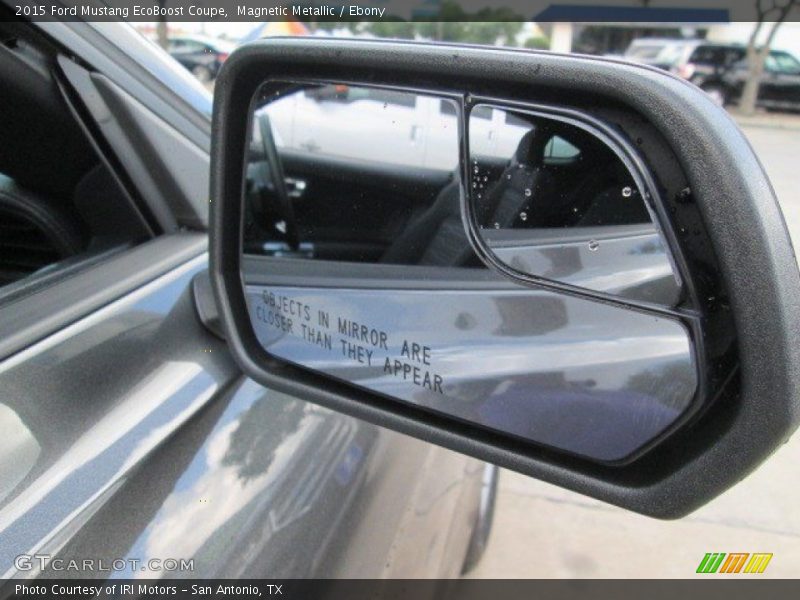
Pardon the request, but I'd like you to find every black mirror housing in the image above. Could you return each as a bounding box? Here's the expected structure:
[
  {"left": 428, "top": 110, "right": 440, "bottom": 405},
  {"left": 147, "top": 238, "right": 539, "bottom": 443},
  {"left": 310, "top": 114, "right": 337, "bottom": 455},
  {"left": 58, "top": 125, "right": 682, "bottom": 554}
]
[{"left": 210, "top": 38, "right": 800, "bottom": 518}]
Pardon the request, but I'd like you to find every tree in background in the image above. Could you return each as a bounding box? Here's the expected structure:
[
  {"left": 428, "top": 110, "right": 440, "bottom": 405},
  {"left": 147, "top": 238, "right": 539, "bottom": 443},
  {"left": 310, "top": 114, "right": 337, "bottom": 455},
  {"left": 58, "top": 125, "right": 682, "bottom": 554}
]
[
  {"left": 349, "top": 1, "right": 522, "bottom": 46},
  {"left": 155, "top": 0, "right": 169, "bottom": 49},
  {"left": 740, "top": 0, "right": 798, "bottom": 115},
  {"left": 524, "top": 36, "right": 550, "bottom": 50}
]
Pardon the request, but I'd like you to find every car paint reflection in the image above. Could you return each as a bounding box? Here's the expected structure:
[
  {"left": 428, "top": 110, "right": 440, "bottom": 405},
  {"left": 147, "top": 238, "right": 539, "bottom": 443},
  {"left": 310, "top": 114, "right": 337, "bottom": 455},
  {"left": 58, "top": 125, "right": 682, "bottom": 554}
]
[
  {"left": 245, "top": 285, "right": 696, "bottom": 462},
  {"left": 490, "top": 230, "right": 680, "bottom": 306},
  {"left": 104, "top": 379, "right": 376, "bottom": 578},
  {"left": 48, "top": 370, "right": 476, "bottom": 579},
  {"left": 0, "top": 256, "right": 239, "bottom": 578},
  {"left": 0, "top": 404, "right": 41, "bottom": 504}
]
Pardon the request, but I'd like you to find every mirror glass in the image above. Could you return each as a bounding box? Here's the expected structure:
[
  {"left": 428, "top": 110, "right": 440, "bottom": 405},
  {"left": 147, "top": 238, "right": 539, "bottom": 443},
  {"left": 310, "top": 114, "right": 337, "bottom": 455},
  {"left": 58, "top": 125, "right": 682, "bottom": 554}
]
[
  {"left": 468, "top": 104, "right": 681, "bottom": 305},
  {"left": 244, "top": 83, "right": 480, "bottom": 267},
  {"left": 237, "top": 82, "right": 697, "bottom": 463}
]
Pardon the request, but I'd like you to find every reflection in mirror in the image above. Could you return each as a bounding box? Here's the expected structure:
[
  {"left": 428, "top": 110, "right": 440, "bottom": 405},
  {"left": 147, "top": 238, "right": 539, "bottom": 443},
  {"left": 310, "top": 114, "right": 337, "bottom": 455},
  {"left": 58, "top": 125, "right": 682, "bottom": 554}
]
[
  {"left": 244, "top": 83, "right": 482, "bottom": 268},
  {"left": 468, "top": 104, "right": 681, "bottom": 306},
  {"left": 0, "top": 403, "right": 40, "bottom": 503},
  {"left": 238, "top": 83, "right": 697, "bottom": 463}
]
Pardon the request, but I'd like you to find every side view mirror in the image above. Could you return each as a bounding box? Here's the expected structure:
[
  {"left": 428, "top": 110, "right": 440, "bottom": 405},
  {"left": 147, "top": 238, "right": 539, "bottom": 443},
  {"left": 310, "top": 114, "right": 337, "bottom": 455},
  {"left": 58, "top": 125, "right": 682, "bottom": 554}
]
[{"left": 210, "top": 38, "right": 800, "bottom": 518}]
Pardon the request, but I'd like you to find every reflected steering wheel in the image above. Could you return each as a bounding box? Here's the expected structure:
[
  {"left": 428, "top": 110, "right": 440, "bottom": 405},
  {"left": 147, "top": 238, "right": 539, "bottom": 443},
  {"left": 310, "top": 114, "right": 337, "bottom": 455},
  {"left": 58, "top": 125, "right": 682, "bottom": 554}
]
[{"left": 256, "top": 112, "right": 299, "bottom": 250}]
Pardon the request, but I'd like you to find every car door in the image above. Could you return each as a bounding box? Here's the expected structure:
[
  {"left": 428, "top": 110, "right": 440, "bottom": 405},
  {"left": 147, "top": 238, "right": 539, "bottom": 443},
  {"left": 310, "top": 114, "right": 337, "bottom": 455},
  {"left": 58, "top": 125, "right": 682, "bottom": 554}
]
[{"left": 0, "top": 19, "right": 484, "bottom": 579}]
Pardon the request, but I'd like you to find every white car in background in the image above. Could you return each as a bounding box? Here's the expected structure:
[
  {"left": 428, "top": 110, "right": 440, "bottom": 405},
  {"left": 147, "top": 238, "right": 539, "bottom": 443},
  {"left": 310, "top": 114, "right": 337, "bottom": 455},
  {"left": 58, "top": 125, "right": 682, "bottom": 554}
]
[{"left": 264, "top": 84, "right": 534, "bottom": 171}]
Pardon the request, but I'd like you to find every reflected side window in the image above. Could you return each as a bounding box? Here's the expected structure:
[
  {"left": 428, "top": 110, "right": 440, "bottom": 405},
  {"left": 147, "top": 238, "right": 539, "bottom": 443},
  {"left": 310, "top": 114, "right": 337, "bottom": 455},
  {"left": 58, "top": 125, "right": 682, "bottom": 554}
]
[
  {"left": 244, "top": 83, "right": 482, "bottom": 269},
  {"left": 468, "top": 104, "right": 680, "bottom": 305}
]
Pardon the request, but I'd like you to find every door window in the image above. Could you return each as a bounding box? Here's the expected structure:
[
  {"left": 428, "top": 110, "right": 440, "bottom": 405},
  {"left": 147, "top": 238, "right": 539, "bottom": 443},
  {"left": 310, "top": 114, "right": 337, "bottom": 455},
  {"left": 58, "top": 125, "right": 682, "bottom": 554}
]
[{"left": 767, "top": 52, "right": 800, "bottom": 74}]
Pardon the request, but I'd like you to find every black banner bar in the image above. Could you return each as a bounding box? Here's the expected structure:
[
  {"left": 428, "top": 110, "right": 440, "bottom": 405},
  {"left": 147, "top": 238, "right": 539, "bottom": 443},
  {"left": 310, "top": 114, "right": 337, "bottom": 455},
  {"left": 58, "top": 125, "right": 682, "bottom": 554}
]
[
  {"left": 4, "top": 579, "right": 800, "bottom": 600},
  {"left": 5, "top": 0, "right": 800, "bottom": 23}
]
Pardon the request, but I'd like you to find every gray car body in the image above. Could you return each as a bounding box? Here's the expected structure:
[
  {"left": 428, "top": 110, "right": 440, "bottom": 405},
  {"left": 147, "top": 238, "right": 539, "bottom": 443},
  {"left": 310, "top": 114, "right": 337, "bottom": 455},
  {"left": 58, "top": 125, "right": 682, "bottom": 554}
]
[{"left": 0, "top": 21, "right": 485, "bottom": 578}]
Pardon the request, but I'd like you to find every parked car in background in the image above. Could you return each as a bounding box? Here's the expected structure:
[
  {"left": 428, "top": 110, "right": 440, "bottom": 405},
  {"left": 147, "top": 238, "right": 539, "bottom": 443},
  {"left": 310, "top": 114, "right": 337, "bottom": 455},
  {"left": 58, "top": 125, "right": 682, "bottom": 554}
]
[
  {"left": 722, "top": 50, "right": 800, "bottom": 112},
  {"left": 263, "top": 84, "right": 538, "bottom": 171},
  {"left": 168, "top": 34, "right": 236, "bottom": 82},
  {"left": 624, "top": 38, "right": 745, "bottom": 105},
  {"left": 624, "top": 38, "right": 800, "bottom": 110}
]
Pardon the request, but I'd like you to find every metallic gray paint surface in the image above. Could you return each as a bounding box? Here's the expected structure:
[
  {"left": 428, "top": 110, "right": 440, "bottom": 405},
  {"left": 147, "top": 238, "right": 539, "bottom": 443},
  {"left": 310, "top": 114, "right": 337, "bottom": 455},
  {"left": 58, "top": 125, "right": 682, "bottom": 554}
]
[
  {"left": 245, "top": 284, "right": 697, "bottom": 462},
  {"left": 0, "top": 256, "right": 227, "bottom": 577},
  {"left": 49, "top": 378, "right": 482, "bottom": 578},
  {"left": 490, "top": 230, "right": 681, "bottom": 306},
  {"left": 0, "top": 255, "right": 481, "bottom": 578}
]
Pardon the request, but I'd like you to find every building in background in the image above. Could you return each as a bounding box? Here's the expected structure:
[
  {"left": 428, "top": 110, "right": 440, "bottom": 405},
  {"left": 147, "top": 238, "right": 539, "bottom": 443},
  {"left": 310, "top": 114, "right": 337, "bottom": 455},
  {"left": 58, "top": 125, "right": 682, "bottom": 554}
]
[
  {"left": 130, "top": 0, "right": 800, "bottom": 61},
  {"left": 529, "top": 4, "right": 726, "bottom": 56}
]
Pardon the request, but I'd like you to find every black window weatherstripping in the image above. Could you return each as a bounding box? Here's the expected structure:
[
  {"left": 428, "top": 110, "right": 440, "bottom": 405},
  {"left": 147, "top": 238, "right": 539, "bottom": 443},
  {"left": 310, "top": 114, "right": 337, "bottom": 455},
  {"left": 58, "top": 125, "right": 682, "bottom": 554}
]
[
  {"left": 57, "top": 56, "right": 210, "bottom": 232},
  {"left": 34, "top": 19, "right": 213, "bottom": 143},
  {"left": 0, "top": 233, "right": 207, "bottom": 361},
  {"left": 210, "top": 38, "right": 800, "bottom": 518},
  {"left": 17, "top": 17, "right": 214, "bottom": 230}
]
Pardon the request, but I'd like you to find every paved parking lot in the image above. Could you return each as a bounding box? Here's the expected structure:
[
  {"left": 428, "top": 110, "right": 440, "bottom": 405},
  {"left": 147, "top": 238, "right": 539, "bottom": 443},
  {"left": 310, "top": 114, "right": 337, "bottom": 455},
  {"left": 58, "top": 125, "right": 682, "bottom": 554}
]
[{"left": 468, "top": 116, "right": 800, "bottom": 579}]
